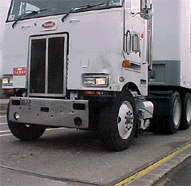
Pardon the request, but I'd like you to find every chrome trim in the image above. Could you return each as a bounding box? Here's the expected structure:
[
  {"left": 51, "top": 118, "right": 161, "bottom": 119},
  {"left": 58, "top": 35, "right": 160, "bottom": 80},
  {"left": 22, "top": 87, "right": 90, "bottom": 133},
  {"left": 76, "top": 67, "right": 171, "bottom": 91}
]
[
  {"left": 45, "top": 38, "right": 49, "bottom": 94},
  {"left": 82, "top": 74, "right": 109, "bottom": 87},
  {"left": 9, "top": 97, "right": 89, "bottom": 128},
  {"left": 28, "top": 33, "right": 68, "bottom": 97}
]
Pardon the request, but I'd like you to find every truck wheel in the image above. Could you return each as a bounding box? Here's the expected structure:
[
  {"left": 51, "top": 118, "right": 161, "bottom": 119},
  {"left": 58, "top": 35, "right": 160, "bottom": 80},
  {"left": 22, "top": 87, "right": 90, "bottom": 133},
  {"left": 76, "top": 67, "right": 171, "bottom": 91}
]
[
  {"left": 180, "top": 93, "right": 191, "bottom": 130},
  {"left": 162, "top": 91, "right": 182, "bottom": 134},
  {"left": 8, "top": 121, "right": 46, "bottom": 141},
  {"left": 99, "top": 90, "right": 137, "bottom": 151},
  {"left": 150, "top": 117, "right": 162, "bottom": 134},
  {"left": 7, "top": 103, "right": 46, "bottom": 140}
]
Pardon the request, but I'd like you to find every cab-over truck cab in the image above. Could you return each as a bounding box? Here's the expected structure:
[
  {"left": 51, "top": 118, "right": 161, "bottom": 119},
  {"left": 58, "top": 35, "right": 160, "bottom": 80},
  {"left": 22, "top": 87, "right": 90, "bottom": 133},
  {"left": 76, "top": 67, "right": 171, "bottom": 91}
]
[{"left": 2, "top": 0, "right": 154, "bottom": 151}]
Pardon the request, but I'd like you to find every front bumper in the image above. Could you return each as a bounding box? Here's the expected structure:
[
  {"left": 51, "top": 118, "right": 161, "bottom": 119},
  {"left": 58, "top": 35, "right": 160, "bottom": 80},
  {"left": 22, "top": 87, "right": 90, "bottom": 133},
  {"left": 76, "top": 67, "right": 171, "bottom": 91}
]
[{"left": 9, "top": 97, "right": 89, "bottom": 128}]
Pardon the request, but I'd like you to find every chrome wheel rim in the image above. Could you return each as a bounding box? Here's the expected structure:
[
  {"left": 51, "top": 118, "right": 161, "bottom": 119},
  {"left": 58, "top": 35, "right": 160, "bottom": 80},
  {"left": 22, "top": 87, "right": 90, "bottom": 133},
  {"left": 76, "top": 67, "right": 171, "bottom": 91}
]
[
  {"left": 173, "top": 99, "right": 181, "bottom": 128},
  {"left": 186, "top": 95, "right": 191, "bottom": 123},
  {"left": 117, "top": 101, "right": 134, "bottom": 139}
]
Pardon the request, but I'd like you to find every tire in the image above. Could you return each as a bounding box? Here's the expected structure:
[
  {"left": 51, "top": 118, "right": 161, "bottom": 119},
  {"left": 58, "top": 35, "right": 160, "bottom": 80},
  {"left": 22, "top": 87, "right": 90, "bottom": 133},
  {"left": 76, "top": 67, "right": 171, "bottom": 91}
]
[
  {"left": 150, "top": 116, "right": 162, "bottom": 134},
  {"left": 7, "top": 102, "right": 46, "bottom": 141},
  {"left": 162, "top": 91, "right": 182, "bottom": 134},
  {"left": 99, "top": 90, "right": 137, "bottom": 151},
  {"left": 180, "top": 93, "right": 191, "bottom": 130}
]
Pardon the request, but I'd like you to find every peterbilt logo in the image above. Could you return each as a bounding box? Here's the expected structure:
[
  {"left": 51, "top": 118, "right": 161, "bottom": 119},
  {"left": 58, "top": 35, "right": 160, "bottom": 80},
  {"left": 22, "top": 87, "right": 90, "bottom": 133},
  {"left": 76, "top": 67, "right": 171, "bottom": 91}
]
[{"left": 42, "top": 21, "right": 56, "bottom": 28}]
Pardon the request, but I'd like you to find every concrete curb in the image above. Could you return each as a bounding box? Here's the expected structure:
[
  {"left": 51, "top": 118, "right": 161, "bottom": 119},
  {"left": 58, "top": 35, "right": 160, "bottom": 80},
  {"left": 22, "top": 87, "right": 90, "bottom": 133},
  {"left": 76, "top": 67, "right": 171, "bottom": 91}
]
[
  {"left": 120, "top": 143, "right": 191, "bottom": 186},
  {"left": 151, "top": 155, "right": 191, "bottom": 186}
]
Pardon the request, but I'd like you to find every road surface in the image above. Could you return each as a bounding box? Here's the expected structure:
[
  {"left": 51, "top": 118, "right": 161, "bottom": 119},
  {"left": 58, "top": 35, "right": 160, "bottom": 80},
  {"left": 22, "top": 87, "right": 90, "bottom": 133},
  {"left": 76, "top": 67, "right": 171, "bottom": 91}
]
[{"left": 0, "top": 114, "right": 190, "bottom": 185}]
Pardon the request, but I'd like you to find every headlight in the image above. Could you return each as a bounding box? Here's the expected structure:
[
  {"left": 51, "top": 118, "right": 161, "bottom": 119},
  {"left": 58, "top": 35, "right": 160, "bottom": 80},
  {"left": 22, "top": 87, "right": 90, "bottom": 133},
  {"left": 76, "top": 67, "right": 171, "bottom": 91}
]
[
  {"left": 84, "top": 77, "right": 95, "bottom": 85},
  {"left": 95, "top": 78, "right": 107, "bottom": 85},
  {"left": 2, "top": 78, "right": 9, "bottom": 84},
  {"left": 83, "top": 75, "right": 109, "bottom": 87},
  {"left": 9, "top": 78, "right": 13, "bottom": 84},
  {"left": 2, "top": 75, "right": 13, "bottom": 86}
]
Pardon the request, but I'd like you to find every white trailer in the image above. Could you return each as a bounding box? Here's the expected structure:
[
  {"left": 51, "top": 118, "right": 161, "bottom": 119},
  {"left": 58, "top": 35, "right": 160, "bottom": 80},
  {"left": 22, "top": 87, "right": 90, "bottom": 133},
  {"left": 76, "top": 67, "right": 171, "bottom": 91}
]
[
  {"left": 1, "top": 0, "right": 190, "bottom": 151},
  {"left": 148, "top": 0, "right": 191, "bottom": 134}
]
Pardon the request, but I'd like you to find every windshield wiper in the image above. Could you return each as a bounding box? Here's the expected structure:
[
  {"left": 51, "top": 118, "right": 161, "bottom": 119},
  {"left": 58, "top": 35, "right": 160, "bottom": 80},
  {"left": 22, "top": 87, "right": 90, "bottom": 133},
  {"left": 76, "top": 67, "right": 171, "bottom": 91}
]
[
  {"left": 12, "top": 8, "right": 47, "bottom": 28},
  {"left": 61, "top": 2, "right": 105, "bottom": 22}
]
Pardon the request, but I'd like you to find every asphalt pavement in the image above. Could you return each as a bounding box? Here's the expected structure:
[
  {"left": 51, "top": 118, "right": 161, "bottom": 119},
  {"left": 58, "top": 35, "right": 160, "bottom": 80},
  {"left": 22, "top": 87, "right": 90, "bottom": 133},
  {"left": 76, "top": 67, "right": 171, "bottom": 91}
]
[
  {"left": 0, "top": 99, "right": 9, "bottom": 115},
  {"left": 0, "top": 98, "right": 191, "bottom": 185},
  {"left": 0, "top": 99, "right": 9, "bottom": 104}
]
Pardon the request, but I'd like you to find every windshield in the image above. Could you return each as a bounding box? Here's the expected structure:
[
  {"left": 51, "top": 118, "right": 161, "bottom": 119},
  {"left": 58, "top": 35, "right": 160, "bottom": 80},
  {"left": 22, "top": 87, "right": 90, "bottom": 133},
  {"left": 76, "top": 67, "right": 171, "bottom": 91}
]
[{"left": 7, "top": 0, "right": 123, "bottom": 22}]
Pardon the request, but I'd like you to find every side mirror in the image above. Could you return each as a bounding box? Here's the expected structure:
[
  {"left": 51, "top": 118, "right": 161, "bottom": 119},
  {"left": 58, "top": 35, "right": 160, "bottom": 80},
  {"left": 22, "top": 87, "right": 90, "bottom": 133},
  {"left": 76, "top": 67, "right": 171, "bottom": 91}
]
[
  {"left": 140, "top": 0, "right": 153, "bottom": 69},
  {"left": 140, "top": 0, "right": 153, "bottom": 20},
  {"left": 141, "top": 0, "right": 152, "bottom": 10}
]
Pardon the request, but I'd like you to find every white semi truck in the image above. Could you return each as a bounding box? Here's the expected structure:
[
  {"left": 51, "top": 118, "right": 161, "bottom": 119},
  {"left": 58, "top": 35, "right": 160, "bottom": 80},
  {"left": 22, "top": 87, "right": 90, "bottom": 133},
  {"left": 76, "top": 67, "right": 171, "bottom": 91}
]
[{"left": 2, "top": 0, "right": 190, "bottom": 151}]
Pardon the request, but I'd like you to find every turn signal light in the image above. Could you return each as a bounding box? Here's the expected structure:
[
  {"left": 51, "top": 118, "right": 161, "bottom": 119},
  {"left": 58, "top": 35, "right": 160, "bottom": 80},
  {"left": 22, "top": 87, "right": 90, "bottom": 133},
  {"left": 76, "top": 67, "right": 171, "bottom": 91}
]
[
  {"left": 4, "top": 89, "right": 14, "bottom": 93},
  {"left": 84, "top": 91, "right": 95, "bottom": 95},
  {"left": 84, "top": 91, "right": 101, "bottom": 96},
  {"left": 122, "top": 60, "right": 131, "bottom": 68}
]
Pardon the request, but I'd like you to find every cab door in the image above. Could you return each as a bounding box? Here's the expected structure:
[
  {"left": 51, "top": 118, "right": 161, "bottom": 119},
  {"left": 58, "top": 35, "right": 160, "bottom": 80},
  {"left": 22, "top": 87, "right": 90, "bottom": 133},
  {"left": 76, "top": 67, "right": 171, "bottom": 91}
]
[{"left": 124, "top": 0, "right": 146, "bottom": 66}]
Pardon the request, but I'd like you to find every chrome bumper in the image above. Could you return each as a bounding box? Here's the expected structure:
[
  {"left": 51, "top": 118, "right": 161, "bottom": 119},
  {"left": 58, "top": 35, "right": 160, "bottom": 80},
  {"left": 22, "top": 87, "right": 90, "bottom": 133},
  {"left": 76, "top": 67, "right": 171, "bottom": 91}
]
[{"left": 9, "top": 97, "right": 89, "bottom": 129}]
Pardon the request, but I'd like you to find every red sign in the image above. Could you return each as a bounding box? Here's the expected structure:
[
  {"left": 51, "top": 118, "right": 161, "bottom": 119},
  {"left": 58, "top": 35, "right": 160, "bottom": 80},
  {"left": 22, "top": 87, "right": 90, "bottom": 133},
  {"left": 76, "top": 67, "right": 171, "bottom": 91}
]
[
  {"left": 42, "top": 21, "right": 56, "bottom": 28},
  {"left": 13, "top": 67, "right": 27, "bottom": 76}
]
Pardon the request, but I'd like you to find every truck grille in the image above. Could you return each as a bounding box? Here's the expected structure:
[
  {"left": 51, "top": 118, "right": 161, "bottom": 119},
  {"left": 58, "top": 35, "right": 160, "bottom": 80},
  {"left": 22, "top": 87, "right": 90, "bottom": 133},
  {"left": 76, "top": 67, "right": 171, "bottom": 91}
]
[{"left": 29, "top": 34, "right": 67, "bottom": 96}]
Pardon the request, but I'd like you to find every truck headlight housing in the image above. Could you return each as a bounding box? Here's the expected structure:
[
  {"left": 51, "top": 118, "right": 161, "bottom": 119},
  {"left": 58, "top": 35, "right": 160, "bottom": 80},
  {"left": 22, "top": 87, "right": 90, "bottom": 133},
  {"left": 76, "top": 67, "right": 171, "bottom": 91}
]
[
  {"left": 2, "top": 75, "right": 13, "bottom": 86},
  {"left": 2, "top": 78, "right": 9, "bottom": 84},
  {"left": 83, "top": 75, "right": 109, "bottom": 87}
]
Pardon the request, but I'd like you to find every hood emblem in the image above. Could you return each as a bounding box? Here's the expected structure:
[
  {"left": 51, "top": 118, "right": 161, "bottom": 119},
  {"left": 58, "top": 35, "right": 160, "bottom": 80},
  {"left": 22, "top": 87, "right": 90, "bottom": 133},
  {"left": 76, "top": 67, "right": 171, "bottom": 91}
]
[
  {"left": 42, "top": 21, "right": 56, "bottom": 28},
  {"left": 41, "top": 20, "right": 58, "bottom": 31}
]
